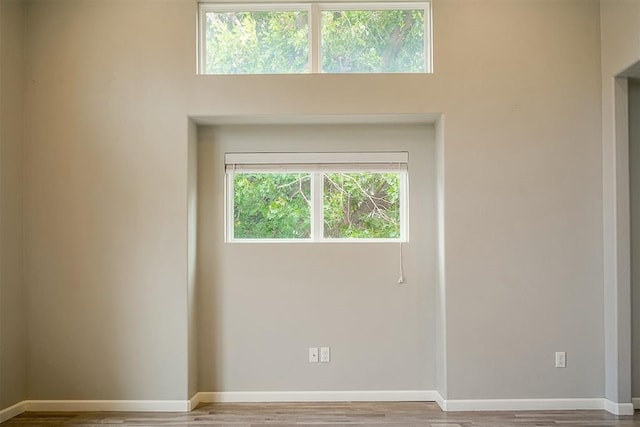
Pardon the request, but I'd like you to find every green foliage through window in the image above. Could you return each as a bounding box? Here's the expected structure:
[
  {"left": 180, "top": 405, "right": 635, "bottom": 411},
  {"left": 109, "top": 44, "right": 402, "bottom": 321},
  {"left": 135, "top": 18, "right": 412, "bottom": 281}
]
[
  {"left": 205, "top": 11, "right": 309, "bottom": 74},
  {"left": 230, "top": 172, "right": 404, "bottom": 241},
  {"left": 233, "top": 173, "right": 311, "bottom": 239},
  {"left": 324, "top": 173, "right": 400, "bottom": 238},
  {"left": 201, "top": 3, "right": 429, "bottom": 74},
  {"left": 321, "top": 9, "right": 424, "bottom": 73}
]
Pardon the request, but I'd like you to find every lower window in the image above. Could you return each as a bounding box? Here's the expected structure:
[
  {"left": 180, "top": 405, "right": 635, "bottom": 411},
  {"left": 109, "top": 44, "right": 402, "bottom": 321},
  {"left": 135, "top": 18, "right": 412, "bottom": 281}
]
[{"left": 225, "top": 152, "right": 408, "bottom": 242}]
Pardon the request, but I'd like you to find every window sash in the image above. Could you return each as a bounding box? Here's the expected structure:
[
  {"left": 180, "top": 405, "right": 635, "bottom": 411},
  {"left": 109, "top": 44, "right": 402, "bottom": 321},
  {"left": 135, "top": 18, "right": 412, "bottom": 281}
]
[{"left": 225, "top": 162, "right": 408, "bottom": 242}]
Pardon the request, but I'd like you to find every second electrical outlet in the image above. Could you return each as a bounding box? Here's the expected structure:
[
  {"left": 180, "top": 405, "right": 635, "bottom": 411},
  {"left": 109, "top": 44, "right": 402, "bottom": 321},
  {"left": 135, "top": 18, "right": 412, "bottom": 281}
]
[{"left": 320, "top": 347, "right": 330, "bottom": 363}]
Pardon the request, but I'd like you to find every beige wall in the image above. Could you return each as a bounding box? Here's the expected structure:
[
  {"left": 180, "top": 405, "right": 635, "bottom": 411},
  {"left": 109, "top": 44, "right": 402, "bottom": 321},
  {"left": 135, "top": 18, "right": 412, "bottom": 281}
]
[
  {"left": 0, "top": 0, "right": 26, "bottom": 410},
  {"left": 21, "top": 0, "right": 605, "bottom": 401},
  {"left": 197, "top": 123, "right": 436, "bottom": 391},
  {"left": 600, "top": 0, "right": 640, "bottom": 404},
  {"left": 630, "top": 80, "right": 640, "bottom": 397},
  {"left": 600, "top": 0, "right": 640, "bottom": 76},
  {"left": 439, "top": 0, "right": 603, "bottom": 399},
  {"left": 188, "top": 120, "right": 199, "bottom": 398},
  {"left": 24, "top": 0, "right": 191, "bottom": 400},
  {"left": 434, "top": 117, "right": 446, "bottom": 398}
]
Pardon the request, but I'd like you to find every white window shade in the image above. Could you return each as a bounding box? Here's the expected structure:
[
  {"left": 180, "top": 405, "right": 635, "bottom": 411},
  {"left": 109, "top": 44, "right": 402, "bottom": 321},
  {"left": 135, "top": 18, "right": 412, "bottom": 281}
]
[{"left": 224, "top": 152, "right": 409, "bottom": 172}]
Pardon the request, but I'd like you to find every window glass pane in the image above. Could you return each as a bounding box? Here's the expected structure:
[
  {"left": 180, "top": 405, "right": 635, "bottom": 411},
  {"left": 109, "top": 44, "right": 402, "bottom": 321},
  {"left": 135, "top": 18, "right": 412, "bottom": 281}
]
[
  {"left": 321, "top": 9, "right": 425, "bottom": 73},
  {"left": 323, "top": 172, "right": 401, "bottom": 239},
  {"left": 233, "top": 173, "right": 311, "bottom": 239},
  {"left": 204, "top": 11, "right": 309, "bottom": 74}
]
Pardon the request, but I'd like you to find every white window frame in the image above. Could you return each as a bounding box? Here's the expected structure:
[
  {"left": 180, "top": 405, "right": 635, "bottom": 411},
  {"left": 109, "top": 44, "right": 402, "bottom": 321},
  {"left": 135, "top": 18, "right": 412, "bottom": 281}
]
[
  {"left": 198, "top": 2, "right": 432, "bottom": 74},
  {"left": 225, "top": 152, "right": 409, "bottom": 243}
]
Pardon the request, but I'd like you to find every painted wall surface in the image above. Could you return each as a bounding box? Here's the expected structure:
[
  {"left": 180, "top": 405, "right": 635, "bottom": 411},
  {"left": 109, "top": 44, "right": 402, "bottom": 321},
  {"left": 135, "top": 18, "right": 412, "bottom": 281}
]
[
  {"left": 188, "top": 121, "right": 199, "bottom": 399},
  {"left": 600, "top": 0, "right": 640, "bottom": 403},
  {"left": 24, "top": 1, "right": 191, "bottom": 400},
  {"left": 23, "top": 0, "right": 604, "bottom": 400},
  {"left": 197, "top": 124, "right": 436, "bottom": 391},
  {"left": 0, "top": 0, "right": 26, "bottom": 410},
  {"left": 630, "top": 80, "right": 640, "bottom": 397},
  {"left": 434, "top": 118, "right": 446, "bottom": 399},
  {"left": 439, "top": 0, "right": 603, "bottom": 399},
  {"left": 600, "top": 0, "right": 640, "bottom": 77}
]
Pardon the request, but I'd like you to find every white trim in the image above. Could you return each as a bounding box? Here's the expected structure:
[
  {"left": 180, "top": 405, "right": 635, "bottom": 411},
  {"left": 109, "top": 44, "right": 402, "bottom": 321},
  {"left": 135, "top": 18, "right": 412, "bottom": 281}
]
[
  {"left": 225, "top": 151, "right": 409, "bottom": 166},
  {"left": 310, "top": 2, "right": 320, "bottom": 73},
  {"left": 23, "top": 399, "right": 191, "bottom": 412},
  {"left": 0, "top": 401, "right": 26, "bottom": 423},
  {"left": 424, "top": 0, "right": 432, "bottom": 73},
  {"left": 197, "top": 390, "right": 437, "bottom": 403},
  {"left": 189, "top": 393, "right": 202, "bottom": 411},
  {"left": 311, "top": 172, "right": 322, "bottom": 239},
  {"left": 605, "top": 399, "right": 635, "bottom": 415},
  {"left": 224, "top": 163, "right": 235, "bottom": 242},
  {"left": 229, "top": 237, "right": 404, "bottom": 243},
  {"left": 439, "top": 398, "right": 606, "bottom": 412},
  {"left": 191, "top": 113, "right": 440, "bottom": 126},
  {"left": 200, "top": 3, "right": 309, "bottom": 13},
  {"left": 434, "top": 391, "right": 445, "bottom": 410},
  {"left": 318, "top": 2, "right": 426, "bottom": 11},
  {"left": 226, "top": 164, "right": 408, "bottom": 173},
  {"left": 197, "top": 4, "right": 206, "bottom": 74},
  {"left": 400, "top": 168, "right": 409, "bottom": 240}
]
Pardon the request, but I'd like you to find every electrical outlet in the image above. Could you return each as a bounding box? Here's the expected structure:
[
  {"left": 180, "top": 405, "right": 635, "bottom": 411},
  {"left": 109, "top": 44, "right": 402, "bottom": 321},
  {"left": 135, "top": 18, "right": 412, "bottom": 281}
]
[
  {"left": 309, "top": 347, "right": 318, "bottom": 363},
  {"left": 555, "top": 351, "right": 566, "bottom": 368},
  {"left": 320, "top": 347, "right": 330, "bottom": 363}
]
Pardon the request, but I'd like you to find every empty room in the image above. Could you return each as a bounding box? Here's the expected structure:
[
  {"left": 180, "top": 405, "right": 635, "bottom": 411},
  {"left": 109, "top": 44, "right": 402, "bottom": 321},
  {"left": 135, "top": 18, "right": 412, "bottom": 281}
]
[{"left": 2, "top": 0, "right": 640, "bottom": 425}]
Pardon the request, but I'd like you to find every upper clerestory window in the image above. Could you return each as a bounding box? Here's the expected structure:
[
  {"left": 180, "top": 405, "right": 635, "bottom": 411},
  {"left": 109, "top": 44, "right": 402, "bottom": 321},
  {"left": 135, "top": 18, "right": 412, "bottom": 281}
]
[{"left": 198, "top": 2, "right": 432, "bottom": 74}]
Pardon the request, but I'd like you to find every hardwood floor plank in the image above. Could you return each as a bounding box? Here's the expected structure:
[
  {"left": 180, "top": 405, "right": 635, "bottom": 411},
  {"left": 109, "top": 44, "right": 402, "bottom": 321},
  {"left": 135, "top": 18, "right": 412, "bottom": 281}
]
[{"left": 2, "top": 402, "right": 640, "bottom": 426}]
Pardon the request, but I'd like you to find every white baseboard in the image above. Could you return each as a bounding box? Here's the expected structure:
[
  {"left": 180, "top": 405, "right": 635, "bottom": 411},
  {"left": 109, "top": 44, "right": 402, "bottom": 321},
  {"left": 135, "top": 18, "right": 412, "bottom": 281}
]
[
  {"left": 24, "top": 399, "right": 191, "bottom": 412},
  {"left": 434, "top": 391, "right": 445, "bottom": 410},
  {"left": 605, "top": 399, "right": 634, "bottom": 415},
  {"left": 439, "top": 395, "right": 636, "bottom": 415},
  {"left": 196, "top": 390, "right": 438, "bottom": 403},
  {"left": 2, "top": 393, "right": 634, "bottom": 424},
  {"left": 0, "top": 400, "right": 26, "bottom": 423},
  {"left": 189, "top": 393, "right": 201, "bottom": 410}
]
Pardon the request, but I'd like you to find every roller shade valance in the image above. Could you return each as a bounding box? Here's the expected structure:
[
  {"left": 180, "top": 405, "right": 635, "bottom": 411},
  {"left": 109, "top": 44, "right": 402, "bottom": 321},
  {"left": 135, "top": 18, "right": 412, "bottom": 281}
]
[{"left": 224, "top": 151, "right": 409, "bottom": 173}]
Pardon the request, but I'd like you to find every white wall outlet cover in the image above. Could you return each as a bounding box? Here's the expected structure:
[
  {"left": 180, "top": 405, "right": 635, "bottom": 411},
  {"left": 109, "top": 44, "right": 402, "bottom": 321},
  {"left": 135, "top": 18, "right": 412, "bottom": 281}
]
[
  {"left": 320, "top": 347, "right": 330, "bottom": 363},
  {"left": 555, "top": 351, "right": 566, "bottom": 368},
  {"left": 309, "top": 347, "right": 319, "bottom": 363}
]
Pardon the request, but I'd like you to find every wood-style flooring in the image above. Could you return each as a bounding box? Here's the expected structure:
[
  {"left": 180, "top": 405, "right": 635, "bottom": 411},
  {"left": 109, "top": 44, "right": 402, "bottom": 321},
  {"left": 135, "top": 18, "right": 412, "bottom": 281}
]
[{"left": 3, "top": 402, "right": 640, "bottom": 426}]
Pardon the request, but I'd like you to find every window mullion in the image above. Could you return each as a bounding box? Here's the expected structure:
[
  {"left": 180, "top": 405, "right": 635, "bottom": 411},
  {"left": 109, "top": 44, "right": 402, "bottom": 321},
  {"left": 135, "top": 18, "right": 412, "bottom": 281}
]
[
  {"left": 312, "top": 172, "right": 323, "bottom": 240},
  {"left": 401, "top": 171, "right": 409, "bottom": 241},
  {"left": 425, "top": 2, "right": 432, "bottom": 73},
  {"left": 310, "top": 3, "right": 321, "bottom": 73},
  {"left": 225, "top": 171, "right": 235, "bottom": 242}
]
